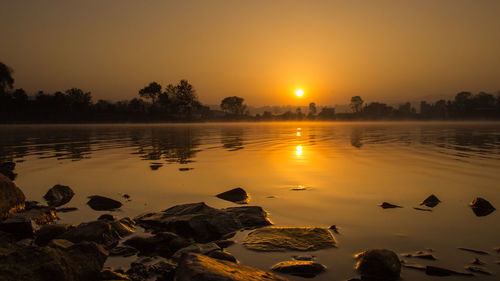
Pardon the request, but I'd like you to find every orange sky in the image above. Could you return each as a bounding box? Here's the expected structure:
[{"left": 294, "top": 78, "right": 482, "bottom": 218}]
[{"left": 1, "top": 0, "right": 499, "bottom": 106}]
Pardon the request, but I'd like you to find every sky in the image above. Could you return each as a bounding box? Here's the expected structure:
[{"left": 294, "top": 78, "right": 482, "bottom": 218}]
[{"left": 1, "top": 0, "right": 499, "bottom": 106}]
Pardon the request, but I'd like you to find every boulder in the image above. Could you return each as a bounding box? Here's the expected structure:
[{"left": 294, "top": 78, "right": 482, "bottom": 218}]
[
  {"left": 470, "top": 197, "right": 495, "bottom": 217},
  {"left": 0, "top": 173, "right": 25, "bottom": 219},
  {"left": 355, "top": 249, "right": 401, "bottom": 281},
  {"left": 60, "top": 218, "right": 135, "bottom": 248},
  {"left": 0, "top": 242, "right": 108, "bottom": 281},
  {"left": 420, "top": 194, "right": 441, "bottom": 208},
  {"left": 43, "top": 185, "right": 74, "bottom": 207},
  {"left": 207, "top": 250, "right": 237, "bottom": 263},
  {"left": 35, "top": 224, "right": 75, "bottom": 246},
  {"left": 0, "top": 162, "right": 17, "bottom": 181},
  {"left": 0, "top": 206, "right": 57, "bottom": 237},
  {"left": 127, "top": 259, "right": 177, "bottom": 281},
  {"left": 271, "top": 260, "right": 326, "bottom": 277},
  {"left": 123, "top": 232, "right": 186, "bottom": 257},
  {"left": 172, "top": 242, "right": 220, "bottom": 260},
  {"left": 244, "top": 227, "right": 336, "bottom": 251},
  {"left": 136, "top": 202, "right": 272, "bottom": 243},
  {"left": 216, "top": 187, "right": 250, "bottom": 204},
  {"left": 87, "top": 195, "right": 122, "bottom": 211},
  {"left": 175, "top": 253, "right": 290, "bottom": 281}
]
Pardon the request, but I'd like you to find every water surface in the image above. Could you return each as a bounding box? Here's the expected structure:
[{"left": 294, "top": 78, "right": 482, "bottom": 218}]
[{"left": 1, "top": 122, "right": 499, "bottom": 280}]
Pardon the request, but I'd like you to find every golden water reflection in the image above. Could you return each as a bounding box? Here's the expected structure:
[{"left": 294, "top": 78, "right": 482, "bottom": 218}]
[{"left": 295, "top": 145, "right": 303, "bottom": 156}]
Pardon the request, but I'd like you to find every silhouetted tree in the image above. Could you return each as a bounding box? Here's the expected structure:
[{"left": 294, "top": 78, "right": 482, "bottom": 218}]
[
  {"left": 0, "top": 62, "right": 14, "bottom": 94},
  {"left": 139, "top": 82, "right": 162, "bottom": 105},
  {"left": 170, "top": 80, "right": 200, "bottom": 118},
  {"left": 308, "top": 102, "right": 317, "bottom": 119},
  {"left": 350, "top": 96, "right": 364, "bottom": 113},
  {"left": 220, "top": 96, "right": 247, "bottom": 116},
  {"left": 318, "top": 107, "right": 336, "bottom": 120}
]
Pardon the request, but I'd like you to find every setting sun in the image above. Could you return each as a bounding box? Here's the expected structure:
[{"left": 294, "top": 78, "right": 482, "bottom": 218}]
[{"left": 295, "top": 89, "right": 304, "bottom": 97}]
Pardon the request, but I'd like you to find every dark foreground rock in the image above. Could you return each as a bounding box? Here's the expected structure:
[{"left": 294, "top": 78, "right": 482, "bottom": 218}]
[
  {"left": 127, "top": 259, "right": 177, "bottom": 281},
  {"left": 43, "top": 184, "right": 74, "bottom": 207},
  {"left": 379, "top": 202, "right": 402, "bottom": 209},
  {"left": 0, "top": 162, "right": 17, "bottom": 181},
  {"left": 420, "top": 194, "right": 441, "bottom": 208},
  {"left": 244, "top": 227, "right": 336, "bottom": 251},
  {"left": 470, "top": 197, "right": 496, "bottom": 217},
  {"left": 87, "top": 195, "right": 122, "bottom": 211},
  {"left": 123, "top": 232, "right": 191, "bottom": 257},
  {"left": 99, "top": 267, "right": 130, "bottom": 280},
  {"left": 0, "top": 241, "right": 108, "bottom": 281},
  {"left": 355, "top": 249, "right": 401, "bottom": 281},
  {"left": 135, "top": 202, "right": 271, "bottom": 242},
  {"left": 35, "top": 224, "right": 75, "bottom": 245},
  {"left": 0, "top": 173, "right": 25, "bottom": 219},
  {"left": 216, "top": 187, "right": 250, "bottom": 204},
  {"left": 271, "top": 260, "right": 326, "bottom": 277},
  {"left": 175, "top": 253, "right": 290, "bottom": 281},
  {"left": 0, "top": 205, "right": 57, "bottom": 237}
]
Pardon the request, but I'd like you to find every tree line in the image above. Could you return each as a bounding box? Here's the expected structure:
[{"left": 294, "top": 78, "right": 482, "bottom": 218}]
[{"left": 1, "top": 62, "right": 499, "bottom": 122}]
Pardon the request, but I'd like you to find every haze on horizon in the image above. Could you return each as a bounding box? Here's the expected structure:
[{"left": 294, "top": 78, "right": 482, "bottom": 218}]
[{"left": 1, "top": 0, "right": 499, "bottom": 107}]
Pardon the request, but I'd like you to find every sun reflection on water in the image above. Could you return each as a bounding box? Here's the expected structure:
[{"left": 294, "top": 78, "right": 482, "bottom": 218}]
[{"left": 295, "top": 145, "right": 303, "bottom": 156}]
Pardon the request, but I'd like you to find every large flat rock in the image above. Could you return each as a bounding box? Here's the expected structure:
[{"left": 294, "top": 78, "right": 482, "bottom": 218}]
[{"left": 244, "top": 227, "right": 336, "bottom": 251}]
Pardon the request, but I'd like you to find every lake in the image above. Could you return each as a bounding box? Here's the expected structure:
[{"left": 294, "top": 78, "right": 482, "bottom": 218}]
[{"left": 1, "top": 122, "right": 499, "bottom": 280}]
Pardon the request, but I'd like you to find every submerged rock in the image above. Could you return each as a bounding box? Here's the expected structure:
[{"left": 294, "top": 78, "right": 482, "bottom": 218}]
[
  {"left": 87, "top": 195, "right": 122, "bottom": 211},
  {"left": 175, "top": 253, "right": 290, "bottom": 281},
  {"left": 471, "top": 258, "right": 485, "bottom": 265},
  {"left": 216, "top": 187, "right": 250, "bottom": 204},
  {"left": 413, "top": 207, "right": 432, "bottom": 212},
  {"left": 136, "top": 202, "right": 272, "bottom": 243},
  {"left": 0, "top": 242, "right": 108, "bottom": 281},
  {"left": 207, "top": 249, "right": 237, "bottom": 263},
  {"left": 293, "top": 255, "right": 316, "bottom": 261},
  {"left": 43, "top": 184, "right": 74, "bottom": 207},
  {"left": 172, "top": 242, "right": 220, "bottom": 260},
  {"left": 244, "top": 227, "right": 336, "bottom": 251},
  {"left": 379, "top": 202, "right": 402, "bottom": 209},
  {"left": 465, "top": 265, "right": 492, "bottom": 275},
  {"left": 401, "top": 250, "right": 437, "bottom": 260},
  {"left": 355, "top": 249, "right": 401, "bottom": 281},
  {"left": 271, "top": 260, "right": 326, "bottom": 277},
  {"left": 420, "top": 194, "right": 441, "bottom": 208},
  {"left": 0, "top": 173, "right": 25, "bottom": 219},
  {"left": 55, "top": 207, "right": 78, "bottom": 213},
  {"left": 470, "top": 197, "right": 496, "bottom": 217},
  {"left": 425, "top": 265, "right": 474, "bottom": 276},
  {"left": 0, "top": 162, "right": 17, "bottom": 181},
  {"left": 458, "top": 247, "right": 489, "bottom": 255}
]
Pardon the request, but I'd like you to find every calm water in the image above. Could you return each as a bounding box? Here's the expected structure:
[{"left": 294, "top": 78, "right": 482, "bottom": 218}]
[{"left": 1, "top": 122, "right": 499, "bottom": 280}]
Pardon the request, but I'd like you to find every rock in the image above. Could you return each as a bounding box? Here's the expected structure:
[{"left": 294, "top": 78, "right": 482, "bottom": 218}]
[
  {"left": 400, "top": 250, "right": 437, "bottom": 260},
  {"left": 175, "top": 253, "right": 290, "bottom": 281},
  {"left": 470, "top": 197, "right": 495, "bottom": 216},
  {"left": 458, "top": 247, "right": 489, "bottom": 255},
  {"left": 471, "top": 258, "right": 485, "bottom": 265},
  {"left": 124, "top": 232, "right": 185, "bottom": 257},
  {"left": 213, "top": 239, "right": 234, "bottom": 248},
  {"left": 0, "top": 173, "right": 25, "bottom": 219},
  {"left": 329, "top": 225, "right": 339, "bottom": 234},
  {"left": 354, "top": 249, "right": 401, "bottom": 281},
  {"left": 244, "top": 227, "right": 336, "bottom": 251},
  {"left": 0, "top": 206, "right": 57, "bottom": 237},
  {"left": 425, "top": 265, "right": 474, "bottom": 276},
  {"left": 35, "top": 224, "right": 75, "bottom": 245},
  {"left": 293, "top": 255, "right": 316, "bottom": 261},
  {"left": 173, "top": 242, "right": 220, "bottom": 260},
  {"left": 0, "top": 162, "right": 17, "bottom": 181},
  {"left": 271, "top": 260, "right": 326, "bottom": 277},
  {"left": 465, "top": 265, "right": 492, "bottom": 275},
  {"left": 379, "top": 202, "right": 402, "bottom": 209},
  {"left": 0, "top": 242, "right": 108, "bottom": 281},
  {"left": 87, "top": 195, "right": 122, "bottom": 211},
  {"left": 413, "top": 207, "right": 432, "bottom": 212},
  {"left": 136, "top": 202, "right": 272, "bottom": 243},
  {"left": 401, "top": 262, "right": 426, "bottom": 271},
  {"left": 495, "top": 247, "right": 500, "bottom": 253},
  {"left": 178, "top": 168, "right": 193, "bottom": 171},
  {"left": 48, "top": 239, "right": 75, "bottom": 249},
  {"left": 216, "top": 187, "right": 250, "bottom": 204},
  {"left": 100, "top": 267, "right": 131, "bottom": 280},
  {"left": 98, "top": 214, "right": 116, "bottom": 221},
  {"left": 127, "top": 259, "right": 177, "bottom": 281},
  {"left": 207, "top": 250, "right": 237, "bottom": 263},
  {"left": 43, "top": 184, "right": 74, "bottom": 207},
  {"left": 123, "top": 194, "right": 130, "bottom": 199},
  {"left": 55, "top": 207, "right": 78, "bottom": 213},
  {"left": 60, "top": 218, "right": 135, "bottom": 248},
  {"left": 420, "top": 194, "right": 441, "bottom": 207},
  {"left": 110, "top": 245, "right": 139, "bottom": 257}
]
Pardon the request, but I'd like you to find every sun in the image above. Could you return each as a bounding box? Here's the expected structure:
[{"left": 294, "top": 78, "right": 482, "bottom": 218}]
[{"left": 295, "top": 89, "right": 304, "bottom": 97}]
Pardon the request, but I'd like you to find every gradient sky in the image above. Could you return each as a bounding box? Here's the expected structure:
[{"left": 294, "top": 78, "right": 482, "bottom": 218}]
[{"left": 1, "top": 0, "right": 499, "bottom": 106}]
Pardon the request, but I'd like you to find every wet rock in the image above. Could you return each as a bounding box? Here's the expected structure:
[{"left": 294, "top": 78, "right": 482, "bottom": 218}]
[
  {"left": 43, "top": 184, "right": 74, "bottom": 207},
  {"left": 207, "top": 249, "right": 238, "bottom": 263},
  {"left": 56, "top": 207, "right": 78, "bottom": 213},
  {"left": 379, "top": 202, "right": 402, "bottom": 209},
  {"left": 293, "top": 255, "right": 316, "bottom": 261},
  {"left": 136, "top": 202, "right": 271, "bottom": 243},
  {"left": 178, "top": 167, "right": 193, "bottom": 171},
  {"left": 110, "top": 245, "right": 139, "bottom": 257},
  {"left": 413, "top": 207, "right": 432, "bottom": 212},
  {"left": 35, "top": 224, "right": 75, "bottom": 245},
  {"left": 425, "top": 265, "right": 474, "bottom": 276},
  {"left": 150, "top": 164, "right": 163, "bottom": 170},
  {"left": 127, "top": 259, "right": 177, "bottom": 281},
  {"left": 0, "top": 241, "right": 108, "bottom": 281},
  {"left": 175, "top": 253, "right": 290, "bottom": 281},
  {"left": 420, "top": 194, "right": 441, "bottom": 208},
  {"left": 471, "top": 258, "right": 485, "bottom": 265},
  {"left": 100, "top": 267, "right": 131, "bottom": 280},
  {"left": 216, "top": 187, "right": 250, "bottom": 204},
  {"left": 401, "top": 261, "right": 426, "bottom": 271},
  {"left": 355, "top": 249, "right": 401, "bottom": 281},
  {"left": 98, "top": 214, "right": 116, "bottom": 221},
  {"left": 465, "top": 265, "right": 492, "bottom": 275},
  {"left": 458, "top": 247, "right": 489, "bottom": 255},
  {"left": 329, "top": 225, "right": 340, "bottom": 234},
  {"left": 124, "top": 232, "right": 185, "bottom": 257},
  {"left": 470, "top": 197, "right": 496, "bottom": 217},
  {"left": 0, "top": 206, "right": 57, "bottom": 237},
  {"left": 48, "top": 239, "right": 74, "bottom": 249},
  {"left": 290, "top": 185, "right": 308, "bottom": 191},
  {"left": 172, "top": 242, "right": 220, "bottom": 260},
  {"left": 123, "top": 194, "right": 130, "bottom": 199},
  {"left": 60, "top": 218, "right": 135, "bottom": 248},
  {"left": 0, "top": 173, "right": 25, "bottom": 219},
  {"left": 244, "top": 227, "right": 336, "bottom": 251},
  {"left": 213, "top": 239, "right": 234, "bottom": 248},
  {"left": 401, "top": 250, "right": 437, "bottom": 260},
  {"left": 87, "top": 195, "right": 122, "bottom": 211},
  {"left": 271, "top": 260, "right": 326, "bottom": 277},
  {"left": 0, "top": 162, "right": 17, "bottom": 181}
]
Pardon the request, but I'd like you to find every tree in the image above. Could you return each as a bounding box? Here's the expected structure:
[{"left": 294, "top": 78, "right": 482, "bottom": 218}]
[
  {"left": 171, "top": 80, "right": 199, "bottom": 116},
  {"left": 220, "top": 96, "right": 247, "bottom": 116},
  {"left": 350, "top": 96, "right": 364, "bottom": 113},
  {"left": 318, "top": 107, "right": 336, "bottom": 120},
  {"left": 0, "top": 62, "right": 14, "bottom": 94},
  {"left": 139, "top": 82, "right": 162, "bottom": 105}
]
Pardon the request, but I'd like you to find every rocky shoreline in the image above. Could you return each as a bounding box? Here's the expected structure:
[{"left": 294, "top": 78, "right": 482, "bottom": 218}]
[{"left": 0, "top": 163, "right": 498, "bottom": 281}]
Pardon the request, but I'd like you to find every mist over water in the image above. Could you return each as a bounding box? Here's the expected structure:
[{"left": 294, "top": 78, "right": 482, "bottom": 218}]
[{"left": 1, "top": 122, "right": 499, "bottom": 281}]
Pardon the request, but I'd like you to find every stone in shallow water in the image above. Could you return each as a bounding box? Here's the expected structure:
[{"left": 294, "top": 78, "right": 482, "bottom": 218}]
[
  {"left": 425, "top": 265, "right": 473, "bottom": 276},
  {"left": 244, "top": 227, "right": 336, "bottom": 251},
  {"left": 465, "top": 265, "right": 492, "bottom": 275},
  {"left": 216, "top": 187, "right": 250, "bottom": 204},
  {"left": 271, "top": 260, "right": 327, "bottom": 277},
  {"left": 43, "top": 184, "right": 74, "bottom": 207},
  {"left": 400, "top": 250, "right": 437, "bottom": 260},
  {"left": 0, "top": 173, "right": 25, "bottom": 219},
  {"left": 469, "top": 197, "right": 496, "bottom": 217},
  {"left": 175, "top": 253, "right": 290, "bottom": 281},
  {"left": 379, "top": 202, "right": 402, "bottom": 209},
  {"left": 420, "top": 194, "right": 441, "bottom": 208},
  {"left": 355, "top": 249, "right": 401, "bottom": 281},
  {"left": 87, "top": 195, "right": 122, "bottom": 211},
  {"left": 60, "top": 218, "right": 135, "bottom": 248}
]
